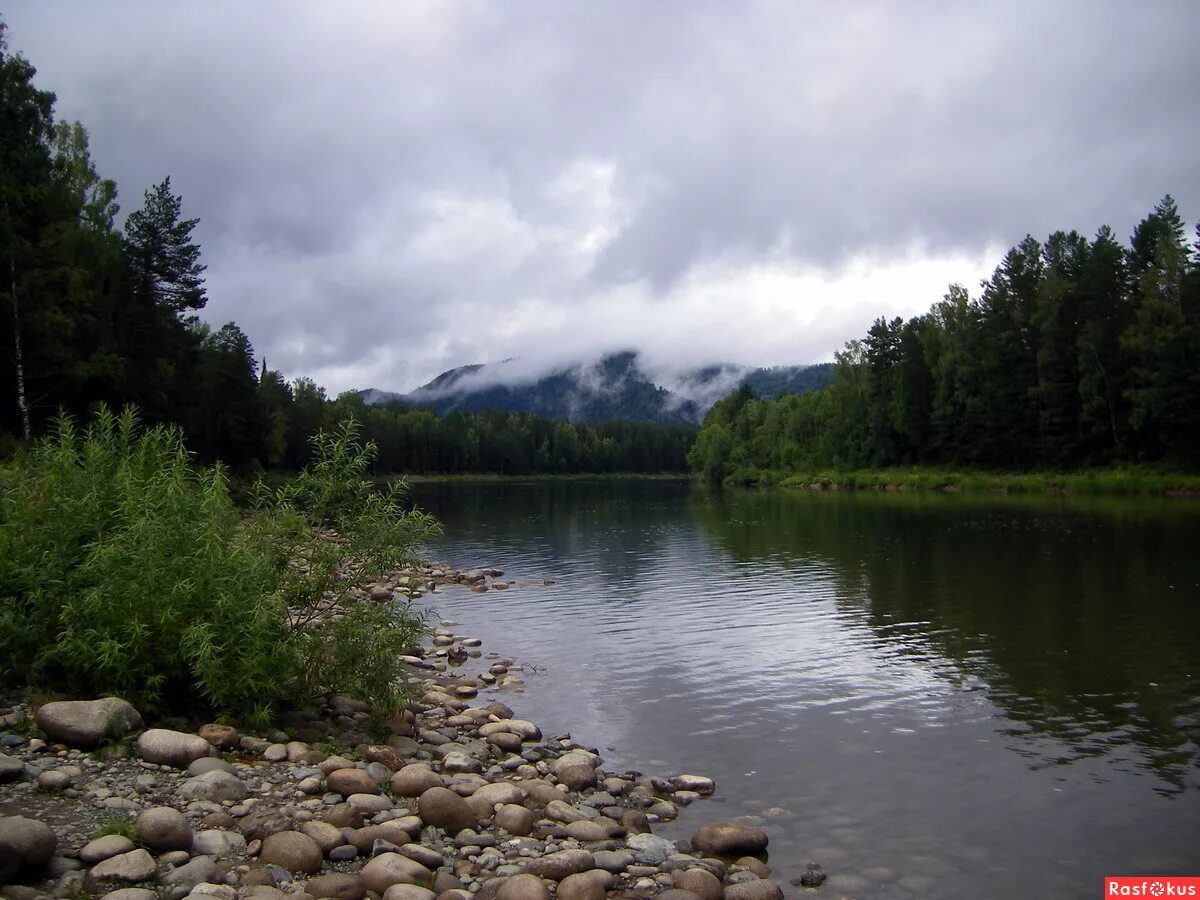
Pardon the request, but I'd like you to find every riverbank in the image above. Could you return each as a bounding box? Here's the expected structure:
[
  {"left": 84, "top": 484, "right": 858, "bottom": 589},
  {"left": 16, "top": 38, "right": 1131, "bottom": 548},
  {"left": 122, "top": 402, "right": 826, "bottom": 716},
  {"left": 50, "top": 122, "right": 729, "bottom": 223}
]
[
  {"left": 398, "top": 473, "right": 691, "bottom": 484},
  {"left": 0, "top": 566, "right": 798, "bottom": 900},
  {"left": 721, "top": 466, "right": 1200, "bottom": 497}
]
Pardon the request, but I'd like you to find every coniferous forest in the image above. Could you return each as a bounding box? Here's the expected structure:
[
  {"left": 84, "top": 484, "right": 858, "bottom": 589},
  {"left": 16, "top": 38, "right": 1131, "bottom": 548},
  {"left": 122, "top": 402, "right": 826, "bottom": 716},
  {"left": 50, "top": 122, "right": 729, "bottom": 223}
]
[
  {"left": 0, "top": 26, "right": 692, "bottom": 476},
  {"left": 689, "top": 199, "right": 1200, "bottom": 483}
]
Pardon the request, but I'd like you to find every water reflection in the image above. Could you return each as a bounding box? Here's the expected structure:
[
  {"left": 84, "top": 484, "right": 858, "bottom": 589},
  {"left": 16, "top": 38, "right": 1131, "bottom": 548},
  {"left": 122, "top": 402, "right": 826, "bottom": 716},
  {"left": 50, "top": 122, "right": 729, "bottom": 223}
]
[{"left": 687, "top": 488, "right": 1200, "bottom": 793}]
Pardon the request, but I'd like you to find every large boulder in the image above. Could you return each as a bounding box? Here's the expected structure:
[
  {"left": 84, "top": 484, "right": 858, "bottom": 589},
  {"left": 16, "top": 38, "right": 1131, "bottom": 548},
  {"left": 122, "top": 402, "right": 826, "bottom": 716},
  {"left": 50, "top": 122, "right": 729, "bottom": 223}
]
[
  {"left": 627, "top": 833, "right": 678, "bottom": 866},
  {"left": 496, "top": 874, "right": 551, "bottom": 900},
  {"left": 416, "top": 787, "right": 477, "bottom": 834},
  {"left": 557, "top": 872, "right": 607, "bottom": 900},
  {"left": 136, "top": 728, "right": 214, "bottom": 768},
  {"left": 259, "top": 831, "right": 323, "bottom": 875},
  {"left": 724, "top": 881, "right": 783, "bottom": 900},
  {"left": 524, "top": 850, "right": 595, "bottom": 882},
  {"left": 465, "top": 782, "right": 526, "bottom": 818},
  {"left": 137, "top": 806, "right": 193, "bottom": 852},
  {"left": 495, "top": 804, "right": 536, "bottom": 837},
  {"left": 382, "top": 886, "right": 437, "bottom": 900},
  {"left": 0, "top": 815, "right": 57, "bottom": 879},
  {"left": 88, "top": 848, "right": 157, "bottom": 883},
  {"left": 690, "top": 823, "right": 769, "bottom": 857},
  {"left": 673, "top": 867, "right": 724, "bottom": 900},
  {"left": 304, "top": 874, "right": 367, "bottom": 900},
  {"left": 34, "top": 698, "right": 143, "bottom": 749}
]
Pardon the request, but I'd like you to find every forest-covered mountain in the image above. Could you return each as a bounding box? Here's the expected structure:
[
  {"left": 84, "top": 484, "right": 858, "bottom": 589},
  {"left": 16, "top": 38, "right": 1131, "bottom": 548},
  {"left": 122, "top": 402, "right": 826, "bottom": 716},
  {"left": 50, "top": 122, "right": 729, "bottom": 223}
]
[{"left": 361, "top": 352, "right": 833, "bottom": 425}]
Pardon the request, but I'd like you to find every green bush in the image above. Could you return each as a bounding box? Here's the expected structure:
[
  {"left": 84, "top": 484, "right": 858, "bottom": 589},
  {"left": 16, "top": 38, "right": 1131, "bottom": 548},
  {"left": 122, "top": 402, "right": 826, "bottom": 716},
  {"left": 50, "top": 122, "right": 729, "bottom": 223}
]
[{"left": 0, "top": 408, "right": 438, "bottom": 724}]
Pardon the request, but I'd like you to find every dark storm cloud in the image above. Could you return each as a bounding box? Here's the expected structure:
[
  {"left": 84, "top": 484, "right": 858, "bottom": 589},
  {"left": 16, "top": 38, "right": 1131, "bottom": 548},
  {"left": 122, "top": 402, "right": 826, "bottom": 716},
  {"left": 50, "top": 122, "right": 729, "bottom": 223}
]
[{"left": 6, "top": 1, "right": 1199, "bottom": 391}]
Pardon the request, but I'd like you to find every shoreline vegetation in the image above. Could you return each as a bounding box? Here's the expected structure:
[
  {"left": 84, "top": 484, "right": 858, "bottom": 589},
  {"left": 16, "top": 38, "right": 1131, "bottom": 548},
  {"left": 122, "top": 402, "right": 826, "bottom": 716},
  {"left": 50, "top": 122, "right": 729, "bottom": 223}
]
[{"left": 723, "top": 466, "right": 1200, "bottom": 497}]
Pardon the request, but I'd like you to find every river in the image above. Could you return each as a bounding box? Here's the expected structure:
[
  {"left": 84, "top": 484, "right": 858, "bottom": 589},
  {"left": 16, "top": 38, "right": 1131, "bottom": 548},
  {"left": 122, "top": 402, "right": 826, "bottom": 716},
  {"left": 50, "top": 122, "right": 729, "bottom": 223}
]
[{"left": 408, "top": 480, "right": 1200, "bottom": 899}]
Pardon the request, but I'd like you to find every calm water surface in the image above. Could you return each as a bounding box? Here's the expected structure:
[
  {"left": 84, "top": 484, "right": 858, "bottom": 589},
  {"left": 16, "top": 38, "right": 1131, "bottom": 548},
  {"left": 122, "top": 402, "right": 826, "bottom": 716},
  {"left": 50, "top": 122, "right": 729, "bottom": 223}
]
[{"left": 408, "top": 481, "right": 1200, "bottom": 899}]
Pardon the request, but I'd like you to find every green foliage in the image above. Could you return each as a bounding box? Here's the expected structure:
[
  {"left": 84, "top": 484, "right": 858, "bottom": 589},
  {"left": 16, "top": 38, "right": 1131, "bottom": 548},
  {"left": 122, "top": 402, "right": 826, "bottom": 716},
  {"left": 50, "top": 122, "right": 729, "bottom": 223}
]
[
  {"left": 694, "top": 198, "right": 1200, "bottom": 482},
  {"left": 93, "top": 817, "right": 139, "bottom": 842},
  {"left": 0, "top": 407, "right": 437, "bottom": 722}
]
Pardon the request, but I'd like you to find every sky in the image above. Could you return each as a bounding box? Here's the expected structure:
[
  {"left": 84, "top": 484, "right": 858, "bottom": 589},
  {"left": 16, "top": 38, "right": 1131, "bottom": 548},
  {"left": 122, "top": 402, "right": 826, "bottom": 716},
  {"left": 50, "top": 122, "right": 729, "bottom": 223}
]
[{"left": 7, "top": 2, "right": 1200, "bottom": 395}]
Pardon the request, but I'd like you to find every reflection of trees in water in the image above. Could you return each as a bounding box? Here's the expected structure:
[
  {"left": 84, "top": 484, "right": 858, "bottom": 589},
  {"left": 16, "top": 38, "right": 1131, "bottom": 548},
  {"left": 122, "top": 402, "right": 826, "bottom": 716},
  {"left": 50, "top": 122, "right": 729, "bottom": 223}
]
[
  {"left": 410, "top": 479, "right": 694, "bottom": 593},
  {"left": 688, "top": 487, "right": 1200, "bottom": 790}
]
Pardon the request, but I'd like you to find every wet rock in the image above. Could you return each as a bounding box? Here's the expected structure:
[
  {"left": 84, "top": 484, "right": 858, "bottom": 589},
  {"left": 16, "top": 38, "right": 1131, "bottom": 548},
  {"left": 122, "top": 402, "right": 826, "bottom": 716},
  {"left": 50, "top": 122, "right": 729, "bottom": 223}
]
[
  {"left": 179, "top": 769, "right": 248, "bottom": 802},
  {"left": 136, "top": 728, "right": 214, "bottom": 768},
  {"left": 733, "top": 857, "right": 770, "bottom": 878},
  {"left": 673, "top": 868, "right": 723, "bottom": 900},
  {"left": 494, "top": 804, "right": 536, "bottom": 836},
  {"left": 524, "top": 849, "right": 594, "bottom": 881},
  {"left": 260, "top": 831, "right": 324, "bottom": 875},
  {"left": 79, "top": 834, "right": 136, "bottom": 864},
  {"left": 669, "top": 774, "right": 715, "bottom": 795},
  {"left": 34, "top": 698, "right": 143, "bottom": 749},
  {"left": 619, "top": 809, "right": 650, "bottom": 834},
  {"left": 690, "top": 823, "right": 768, "bottom": 857},
  {"left": 89, "top": 849, "right": 157, "bottom": 883},
  {"left": 417, "top": 786, "right": 477, "bottom": 834},
  {"left": 797, "top": 863, "right": 827, "bottom": 887},
  {"left": 626, "top": 833, "right": 677, "bottom": 866},
  {"left": 360, "top": 852, "right": 433, "bottom": 893},
  {"left": 0, "top": 815, "right": 57, "bottom": 879},
  {"left": 328, "top": 767, "right": 380, "bottom": 796},
  {"left": 724, "top": 880, "right": 783, "bottom": 900},
  {"left": 305, "top": 873, "right": 367, "bottom": 900},
  {"left": 495, "top": 874, "right": 551, "bottom": 900}
]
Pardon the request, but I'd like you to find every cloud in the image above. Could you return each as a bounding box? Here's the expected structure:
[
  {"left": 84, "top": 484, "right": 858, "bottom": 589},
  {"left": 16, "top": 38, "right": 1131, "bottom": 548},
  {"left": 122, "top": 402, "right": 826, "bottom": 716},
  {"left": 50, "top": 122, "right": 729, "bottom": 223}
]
[{"left": 6, "top": 0, "right": 1199, "bottom": 393}]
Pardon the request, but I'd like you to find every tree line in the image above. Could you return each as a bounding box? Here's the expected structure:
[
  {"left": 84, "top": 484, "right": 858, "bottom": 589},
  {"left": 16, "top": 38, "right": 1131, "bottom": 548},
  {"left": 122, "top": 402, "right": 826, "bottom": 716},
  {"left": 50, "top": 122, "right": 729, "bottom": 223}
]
[
  {"left": 691, "top": 197, "right": 1200, "bottom": 481},
  {"left": 0, "top": 25, "right": 693, "bottom": 476}
]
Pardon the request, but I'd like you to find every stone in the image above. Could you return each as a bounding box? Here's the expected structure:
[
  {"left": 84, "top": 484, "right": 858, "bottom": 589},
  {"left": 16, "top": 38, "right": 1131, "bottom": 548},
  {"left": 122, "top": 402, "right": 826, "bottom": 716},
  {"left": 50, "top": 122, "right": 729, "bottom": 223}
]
[
  {"left": 441, "top": 752, "right": 482, "bottom": 775},
  {"left": 382, "top": 887, "right": 437, "bottom": 900},
  {"left": 487, "top": 733, "right": 523, "bottom": 753},
  {"left": 673, "top": 868, "right": 723, "bottom": 900},
  {"left": 590, "top": 850, "right": 635, "bottom": 873},
  {"left": 179, "top": 769, "right": 248, "bottom": 802},
  {"left": 304, "top": 873, "right": 367, "bottom": 900},
  {"left": 724, "top": 881, "right": 783, "bottom": 900},
  {"left": 494, "top": 804, "right": 536, "bottom": 836},
  {"left": 327, "top": 767, "right": 379, "bottom": 796},
  {"left": 191, "top": 829, "right": 245, "bottom": 857},
  {"left": 188, "top": 884, "right": 238, "bottom": 900},
  {"left": 733, "top": 857, "right": 769, "bottom": 878},
  {"left": 524, "top": 850, "right": 594, "bottom": 881},
  {"left": 89, "top": 849, "right": 157, "bottom": 883},
  {"left": 544, "top": 800, "right": 587, "bottom": 824},
  {"left": 0, "top": 815, "right": 57, "bottom": 878},
  {"left": 563, "top": 820, "right": 611, "bottom": 842},
  {"left": 299, "top": 820, "right": 343, "bottom": 855},
  {"left": 619, "top": 809, "right": 650, "bottom": 834},
  {"left": 197, "top": 723, "right": 240, "bottom": 749},
  {"left": 670, "top": 774, "right": 715, "bottom": 795},
  {"left": 347, "top": 792, "right": 393, "bottom": 814},
  {"left": 626, "top": 833, "right": 677, "bottom": 866},
  {"left": 690, "top": 823, "right": 768, "bottom": 857},
  {"left": 161, "top": 854, "right": 217, "bottom": 892},
  {"left": 557, "top": 872, "right": 606, "bottom": 900},
  {"left": 329, "top": 845, "right": 358, "bottom": 862},
  {"left": 495, "top": 874, "right": 551, "bottom": 900},
  {"left": 416, "top": 786, "right": 477, "bottom": 834},
  {"left": 347, "top": 821, "right": 422, "bottom": 854},
  {"left": 102, "top": 890, "right": 158, "bottom": 900},
  {"left": 80, "top": 834, "right": 137, "bottom": 864},
  {"left": 360, "top": 852, "right": 433, "bottom": 893},
  {"left": 136, "top": 728, "right": 214, "bottom": 768},
  {"left": 465, "top": 781, "right": 526, "bottom": 818},
  {"left": 34, "top": 698, "right": 143, "bottom": 749},
  {"left": 238, "top": 807, "right": 295, "bottom": 841},
  {"left": 260, "top": 831, "right": 323, "bottom": 875},
  {"left": 364, "top": 745, "right": 405, "bottom": 772},
  {"left": 397, "top": 844, "right": 444, "bottom": 869},
  {"left": 187, "top": 756, "right": 234, "bottom": 776},
  {"left": 549, "top": 751, "right": 598, "bottom": 791},
  {"left": 0, "top": 753, "right": 25, "bottom": 782},
  {"left": 38, "top": 768, "right": 73, "bottom": 790},
  {"left": 657, "top": 891, "right": 704, "bottom": 900},
  {"left": 390, "top": 765, "right": 444, "bottom": 797}
]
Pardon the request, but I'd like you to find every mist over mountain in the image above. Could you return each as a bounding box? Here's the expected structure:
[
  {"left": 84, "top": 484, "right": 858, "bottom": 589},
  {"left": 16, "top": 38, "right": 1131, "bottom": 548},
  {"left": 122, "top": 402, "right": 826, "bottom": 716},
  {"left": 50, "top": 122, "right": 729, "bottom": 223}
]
[{"left": 359, "top": 352, "right": 833, "bottom": 426}]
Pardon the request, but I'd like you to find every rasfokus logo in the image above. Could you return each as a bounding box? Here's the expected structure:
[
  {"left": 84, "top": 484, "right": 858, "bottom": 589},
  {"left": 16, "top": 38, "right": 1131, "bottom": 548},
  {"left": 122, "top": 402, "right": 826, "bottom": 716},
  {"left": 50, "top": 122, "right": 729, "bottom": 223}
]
[{"left": 1106, "top": 878, "right": 1200, "bottom": 896}]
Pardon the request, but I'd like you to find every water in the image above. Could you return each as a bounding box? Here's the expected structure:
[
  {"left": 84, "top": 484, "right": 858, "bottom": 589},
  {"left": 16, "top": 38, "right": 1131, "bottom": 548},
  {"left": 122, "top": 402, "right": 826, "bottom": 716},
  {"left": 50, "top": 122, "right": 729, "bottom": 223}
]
[{"left": 407, "top": 480, "right": 1200, "bottom": 899}]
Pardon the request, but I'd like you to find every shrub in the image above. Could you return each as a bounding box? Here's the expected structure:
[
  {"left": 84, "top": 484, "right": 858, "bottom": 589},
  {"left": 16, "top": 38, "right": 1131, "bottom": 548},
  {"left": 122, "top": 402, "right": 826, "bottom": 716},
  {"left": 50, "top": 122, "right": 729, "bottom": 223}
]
[{"left": 0, "top": 407, "right": 438, "bottom": 724}]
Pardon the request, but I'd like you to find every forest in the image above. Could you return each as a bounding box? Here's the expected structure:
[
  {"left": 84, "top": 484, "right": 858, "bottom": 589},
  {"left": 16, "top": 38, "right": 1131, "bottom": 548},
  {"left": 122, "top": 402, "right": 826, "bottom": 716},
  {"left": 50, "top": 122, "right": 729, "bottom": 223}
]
[
  {"left": 0, "top": 26, "right": 692, "bottom": 476},
  {"left": 690, "top": 197, "right": 1200, "bottom": 482}
]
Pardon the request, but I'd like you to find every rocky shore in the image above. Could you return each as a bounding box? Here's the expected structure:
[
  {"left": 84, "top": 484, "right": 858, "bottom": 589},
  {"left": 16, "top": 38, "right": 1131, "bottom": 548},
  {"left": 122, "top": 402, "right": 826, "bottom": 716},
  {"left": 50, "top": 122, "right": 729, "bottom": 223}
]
[{"left": 0, "top": 563, "right": 815, "bottom": 900}]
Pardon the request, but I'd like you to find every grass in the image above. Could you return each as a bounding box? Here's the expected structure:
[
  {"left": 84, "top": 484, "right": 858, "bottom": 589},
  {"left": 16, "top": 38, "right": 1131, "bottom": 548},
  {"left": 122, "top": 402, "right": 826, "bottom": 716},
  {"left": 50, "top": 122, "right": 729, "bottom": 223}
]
[
  {"left": 765, "top": 466, "right": 1200, "bottom": 497},
  {"left": 93, "top": 816, "right": 139, "bottom": 842}
]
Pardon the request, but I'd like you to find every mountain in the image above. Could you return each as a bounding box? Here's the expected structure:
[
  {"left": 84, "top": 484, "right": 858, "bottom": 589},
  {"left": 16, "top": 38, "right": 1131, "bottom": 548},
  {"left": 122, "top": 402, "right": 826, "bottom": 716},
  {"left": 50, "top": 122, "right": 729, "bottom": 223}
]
[{"left": 361, "top": 352, "right": 833, "bottom": 426}]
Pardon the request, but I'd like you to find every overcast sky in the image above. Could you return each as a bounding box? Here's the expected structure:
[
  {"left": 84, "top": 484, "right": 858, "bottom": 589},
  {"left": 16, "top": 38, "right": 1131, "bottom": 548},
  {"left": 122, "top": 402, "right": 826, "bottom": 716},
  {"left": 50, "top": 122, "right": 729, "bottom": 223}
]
[{"left": 7, "top": 2, "right": 1199, "bottom": 394}]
